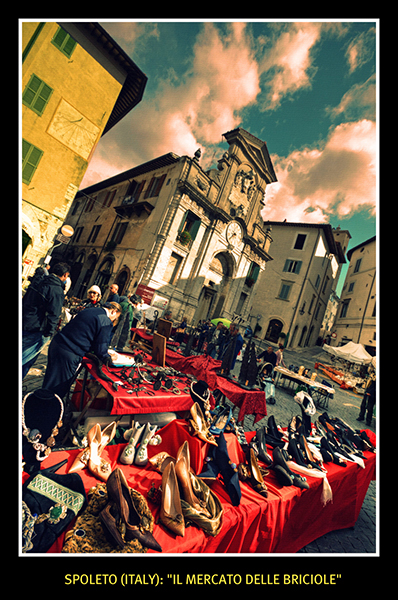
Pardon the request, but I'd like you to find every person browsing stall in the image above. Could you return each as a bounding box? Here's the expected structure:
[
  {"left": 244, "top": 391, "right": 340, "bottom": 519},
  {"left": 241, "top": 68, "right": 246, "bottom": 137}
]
[
  {"left": 22, "top": 261, "right": 70, "bottom": 379},
  {"left": 42, "top": 302, "right": 121, "bottom": 399}
]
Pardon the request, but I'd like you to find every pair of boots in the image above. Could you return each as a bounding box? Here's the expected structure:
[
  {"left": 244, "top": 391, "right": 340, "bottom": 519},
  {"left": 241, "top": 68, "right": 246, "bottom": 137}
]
[
  {"left": 198, "top": 431, "right": 242, "bottom": 506},
  {"left": 120, "top": 422, "right": 158, "bottom": 467},
  {"left": 99, "top": 468, "right": 162, "bottom": 552}
]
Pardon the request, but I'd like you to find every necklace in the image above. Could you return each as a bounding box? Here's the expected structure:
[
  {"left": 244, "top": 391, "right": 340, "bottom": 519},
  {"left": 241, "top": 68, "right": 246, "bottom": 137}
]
[{"left": 22, "top": 392, "right": 64, "bottom": 461}]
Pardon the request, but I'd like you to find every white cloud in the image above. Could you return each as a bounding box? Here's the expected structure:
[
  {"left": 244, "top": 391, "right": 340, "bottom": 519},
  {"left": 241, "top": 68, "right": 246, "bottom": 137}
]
[{"left": 262, "top": 119, "right": 376, "bottom": 222}]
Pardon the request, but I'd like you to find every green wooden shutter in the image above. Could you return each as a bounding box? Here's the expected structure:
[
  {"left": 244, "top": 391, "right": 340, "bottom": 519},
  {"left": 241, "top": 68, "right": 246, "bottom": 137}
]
[{"left": 22, "top": 140, "right": 43, "bottom": 184}]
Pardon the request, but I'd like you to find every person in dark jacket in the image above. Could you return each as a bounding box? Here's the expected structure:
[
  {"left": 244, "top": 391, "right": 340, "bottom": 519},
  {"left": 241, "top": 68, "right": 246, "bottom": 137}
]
[
  {"left": 22, "top": 262, "right": 70, "bottom": 379},
  {"left": 42, "top": 302, "right": 121, "bottom": 399}
]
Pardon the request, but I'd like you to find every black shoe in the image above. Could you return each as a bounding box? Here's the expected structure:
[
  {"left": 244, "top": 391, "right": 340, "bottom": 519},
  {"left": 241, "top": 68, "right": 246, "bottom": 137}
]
[{"left": 254, "top": 428, "right": 273, "bottom": 466}]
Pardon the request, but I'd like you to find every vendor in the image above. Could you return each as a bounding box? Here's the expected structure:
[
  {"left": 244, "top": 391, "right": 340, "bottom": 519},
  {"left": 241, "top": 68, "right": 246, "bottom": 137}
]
[{"left": 42, "top": 302, "right": 121, "bottom": 400}]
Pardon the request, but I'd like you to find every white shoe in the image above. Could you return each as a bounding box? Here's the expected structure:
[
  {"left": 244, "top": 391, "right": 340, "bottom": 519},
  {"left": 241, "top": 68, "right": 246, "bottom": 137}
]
[{"left": 120, "top": 422, "right": 145, "bottom": 465}]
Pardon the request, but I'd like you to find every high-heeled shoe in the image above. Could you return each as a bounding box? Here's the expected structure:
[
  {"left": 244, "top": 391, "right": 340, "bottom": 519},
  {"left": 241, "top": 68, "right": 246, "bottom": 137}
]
[
  {"left": 68, "top": 423, "right": 99, "bottom": 473},
  {"left": 120, "top": 422, "right": 145, "bottom": 465},
  {"left": 104, "top": 468, "right": 162, "bottom": 551},
  {"left": 252, "top": 427, "right": 273, "bottom": 466},
  {"left": 99, "top": 501, "right": 125, "bottom": 549},
  {"left": 175, "top": 441, "right": 211, "bottom": 516},
  {"left": 209, "top": 406, "right": 232, "bottom": 435},
  {"left": 160, "top": 461, "right": 185, "bottom": 537},
  {"left": 88, "top": 424, "right": 112, "bottom": 482},
  {"left": 272, "top": 446, "right": 309, "bottom": 489},
  {"left": 134, "top": 423, "right": 157, "bottom": 467},
  {"left": 69, "top": 421, "right": 117, "bottom": 474},
  {"left": 189, "top": 402, "right": 218, "bottom": 446},
  {"left": 248, "top": 448, "right": 268, "bottom": 498}
]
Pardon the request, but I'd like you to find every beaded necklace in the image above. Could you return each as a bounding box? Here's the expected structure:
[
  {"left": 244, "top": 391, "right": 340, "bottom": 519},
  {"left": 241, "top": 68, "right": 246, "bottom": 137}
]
[{"left": 22, "top": 392, "right": 64, "bottom": 461}]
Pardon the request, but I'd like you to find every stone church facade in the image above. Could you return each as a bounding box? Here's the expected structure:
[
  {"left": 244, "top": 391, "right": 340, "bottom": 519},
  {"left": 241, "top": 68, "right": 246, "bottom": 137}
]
[{"left": 59, "top": 128, "right": 277, "bottom": 324}]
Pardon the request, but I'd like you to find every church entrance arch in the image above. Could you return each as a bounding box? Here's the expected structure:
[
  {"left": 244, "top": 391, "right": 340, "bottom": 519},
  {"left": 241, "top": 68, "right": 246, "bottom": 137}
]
[{"left": 196, "top": 251, "right": 235, "bottom": 322}]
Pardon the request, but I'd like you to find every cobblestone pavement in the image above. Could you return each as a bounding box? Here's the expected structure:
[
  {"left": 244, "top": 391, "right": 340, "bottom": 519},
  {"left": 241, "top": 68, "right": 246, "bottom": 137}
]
[{"left": 22, "top": 343, "right": 377, "bottom": 554}]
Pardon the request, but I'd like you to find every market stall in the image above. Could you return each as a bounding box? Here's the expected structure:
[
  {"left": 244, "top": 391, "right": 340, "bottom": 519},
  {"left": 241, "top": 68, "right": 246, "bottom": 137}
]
[
  {"left": 320, "top": 342, "right": 375, "bottom": 391},
  {"left": 274, "top": 366, "right": 335, "bottom": 409},
  {"left": 22, "top": 417, "right": 376, "bottom": 554}
]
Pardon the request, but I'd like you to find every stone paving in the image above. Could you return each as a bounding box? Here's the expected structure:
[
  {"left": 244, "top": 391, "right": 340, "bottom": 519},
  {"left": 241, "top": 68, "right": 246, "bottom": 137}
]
[{"left": 22, "top": 342, "right": 377, "bottom": 554}]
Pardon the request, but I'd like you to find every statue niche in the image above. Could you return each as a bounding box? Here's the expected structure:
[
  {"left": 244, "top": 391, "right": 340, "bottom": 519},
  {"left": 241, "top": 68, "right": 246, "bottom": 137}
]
[{"left": 228, "top": 168, "right": 256, "bottom": 218}]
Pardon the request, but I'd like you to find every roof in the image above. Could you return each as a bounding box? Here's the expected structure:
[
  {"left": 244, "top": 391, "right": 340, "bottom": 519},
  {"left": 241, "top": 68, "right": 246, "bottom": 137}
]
[
  {"left": 64, "top": 22, "right": 148, "bottom": 135},
  {"left": 77, "top": 152, "right": 181, "bottom": 197},
  {"left": 346, "top": 235, "right": 376, "bottom": 260},
  {"left": 223, "top": 128, "right": 278, "bottom": 183}
]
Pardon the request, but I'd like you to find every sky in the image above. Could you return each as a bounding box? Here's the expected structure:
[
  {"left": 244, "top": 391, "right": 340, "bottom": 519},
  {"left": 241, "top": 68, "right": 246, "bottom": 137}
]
[{"left": 79, "top": 20, "right": 378, "bottom": 295}]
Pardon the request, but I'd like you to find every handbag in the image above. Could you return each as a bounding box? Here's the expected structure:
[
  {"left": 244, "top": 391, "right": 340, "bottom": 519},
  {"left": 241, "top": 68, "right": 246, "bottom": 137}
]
[{"left": 22, "top": 462, "right": 87, "bottom": 553}]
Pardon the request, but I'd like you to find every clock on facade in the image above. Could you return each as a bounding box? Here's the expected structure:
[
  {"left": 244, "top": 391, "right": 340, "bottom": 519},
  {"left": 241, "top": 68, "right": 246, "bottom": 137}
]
[
  {"left": 47, "top": 98, "right": 100, "bottom": 160},
  {"left": 226, "top": 221, "right": 243, "bottom": 247}
]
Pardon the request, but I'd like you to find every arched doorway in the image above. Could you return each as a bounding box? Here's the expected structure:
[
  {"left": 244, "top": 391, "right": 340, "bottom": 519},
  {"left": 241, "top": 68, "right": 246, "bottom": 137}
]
[
  {"left": 115, "top": 267, "right": 130, "bottom": 296},
  {"left": 298, "top": 326, "right": 307, "bottom": 347},
  {"left": 195, "top": 251, "right": 235, "bottom": 322},
  {"left": 209, "top": 252, "right": 235, "bottom": 319},
  {"left": 265, "top": 319, "right": 283, "bottom": 343},
  {"left": 95, "top": 257, "right": 114, "bottom": 293}
]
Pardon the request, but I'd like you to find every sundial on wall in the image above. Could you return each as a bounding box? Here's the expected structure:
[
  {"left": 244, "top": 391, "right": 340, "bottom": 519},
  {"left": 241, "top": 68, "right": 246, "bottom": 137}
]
[{"left": 47, "top": 98, "right": 100, "bottom": 160}]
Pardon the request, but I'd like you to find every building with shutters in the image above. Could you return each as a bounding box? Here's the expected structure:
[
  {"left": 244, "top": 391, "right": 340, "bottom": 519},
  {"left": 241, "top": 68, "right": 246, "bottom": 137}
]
[
  {"left": 249, "top": 222, "right": 350, "bottom": 348},
  {"left": 21, "top": 21, "right": 147, "bottom": 283},
  {"left": 57, "top": 128, "right": 278, "bottom": 324},
  {"left": 332, "top": 235, "right": 376, "bottom": 355}
]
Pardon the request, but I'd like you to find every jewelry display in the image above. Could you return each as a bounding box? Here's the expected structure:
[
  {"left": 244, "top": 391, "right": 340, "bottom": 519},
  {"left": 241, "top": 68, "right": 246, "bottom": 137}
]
[{"left": 22, "top": 391, "right": 64, "bottom": 462}]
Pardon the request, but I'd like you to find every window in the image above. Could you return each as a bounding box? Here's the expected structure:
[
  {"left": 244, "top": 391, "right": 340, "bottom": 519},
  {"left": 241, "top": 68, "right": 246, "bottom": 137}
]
[
  {"left": 283, "top": 259, "right": 302, "bottom": 274},
  {"left": 246, "top": 262, "right": 260, "bottom": 285},
  {"left": 102, "top": 190, "right": 116, "bottom": 207},
  {"left": 294, "top": 233, "right": 307, "bottom": 250},
  {"left": 22, "top": 139, "right": 43, "bottom": 184},
  {"left": 73, "top": 227, "right": 84, "bottom": 243},
  {"left": 22, "top": 74, "right": 53, "bottom": 116},
  {"left": 87, "top": 225, "right": 101, "bottom": 243},
  {"left": 340, "top": 299, "right": 350, "bottom": 318},
  {"left": 348, "top": 282, "right": 355, "bottom": 293},
  {"left": 111, "top": 222, "right": 128, "bottom": 245},
  {"left": 84, "top": 196, "right": 96, "bottom": 212},
  {"left": 278, "top": 282, "right": 292, "bottom": 300},
  {"left": 52, "top": 27, "right": 77, "bottom": 58},
  {"left": 322, "top": 276, "right": 330, "bottom": 294},
  {"left": 315, "top": 274, "right": 321, "bottom": 289},
  {"left": 236, "top": 292, "right": 248, "bottom": 314},
  {"left": 177, "top": 210, "right": 201, "bottom": 246},
  {"left": 164, "top": 252, "right": 183, "bottom": 285},
  {"left": 144, "top": 174, "right": 166, "bottom": 198},
  {"left": 354, "top": 258, "right": 362, "bottom": 273},
  {"left": 123, "top": 180, "right": 146, "bottom": 204}
]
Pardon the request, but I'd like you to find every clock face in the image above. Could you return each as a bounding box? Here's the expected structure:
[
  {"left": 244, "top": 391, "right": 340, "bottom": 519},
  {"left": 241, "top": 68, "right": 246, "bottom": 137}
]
[
  {"left": 47, "top": 99, "right": 100, "bottom": 160},
  {"left": 226, "top": 221, "right": 243, "bottom": 247}
]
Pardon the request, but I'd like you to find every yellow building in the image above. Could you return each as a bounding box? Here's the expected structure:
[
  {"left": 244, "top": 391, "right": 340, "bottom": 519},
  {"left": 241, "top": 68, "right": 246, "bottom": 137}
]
[{"left": 21, "top": 21, "right": 147, "bottom": 283}]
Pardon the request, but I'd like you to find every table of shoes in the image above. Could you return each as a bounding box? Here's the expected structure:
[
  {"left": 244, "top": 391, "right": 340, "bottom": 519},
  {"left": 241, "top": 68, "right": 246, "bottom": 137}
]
[{"left": 22, "top": 385, "right": 376, "bottom": 555}]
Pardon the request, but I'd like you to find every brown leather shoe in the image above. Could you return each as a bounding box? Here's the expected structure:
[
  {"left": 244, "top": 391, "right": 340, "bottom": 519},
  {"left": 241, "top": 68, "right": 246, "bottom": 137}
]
[{"left": 160, "top": 461, "right": 185, "bottom": 537}]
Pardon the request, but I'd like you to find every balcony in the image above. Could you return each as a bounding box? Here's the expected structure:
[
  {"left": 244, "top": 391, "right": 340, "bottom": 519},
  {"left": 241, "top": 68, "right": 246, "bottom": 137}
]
[{"left": 114, "top": 194, "right": 155, "bottom": 218}]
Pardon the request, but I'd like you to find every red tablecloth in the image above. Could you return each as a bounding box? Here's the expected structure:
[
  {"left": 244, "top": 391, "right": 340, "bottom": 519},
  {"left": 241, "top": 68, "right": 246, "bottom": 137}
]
[
  {"left": 82, "top": 357, "right": 194, "bottom": 415},
  {"left": 165, "top": 350, "right": 267, "bottom": 424},
  {"left": 24, "top": 420, "right": 376, "bottom": 554}
]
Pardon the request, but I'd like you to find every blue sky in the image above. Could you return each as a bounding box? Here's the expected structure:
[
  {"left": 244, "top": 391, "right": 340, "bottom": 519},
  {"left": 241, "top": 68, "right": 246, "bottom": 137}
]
[{"left": 79, "top": 20, "right": 377, "bottom": 295}]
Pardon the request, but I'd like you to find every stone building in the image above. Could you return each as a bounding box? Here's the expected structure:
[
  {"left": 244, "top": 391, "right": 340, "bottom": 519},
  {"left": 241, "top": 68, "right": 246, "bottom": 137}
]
[
  {"left": 249, "top": 222, "right": 349, "bottom": 348},
  {"left": 332, "top": 236, "right": 376, "bottom": 355},
  {"left": 21, "top": 22, "right": 147, "bottom": 283},
  {"left": 58, "top": 128, "right": 277, "bottom": 324}
]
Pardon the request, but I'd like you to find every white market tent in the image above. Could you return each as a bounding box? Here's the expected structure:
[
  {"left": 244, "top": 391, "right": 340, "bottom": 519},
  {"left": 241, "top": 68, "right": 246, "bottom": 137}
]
[{"left": 323, "top": 341, "right": 373, "bottom": 365}]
